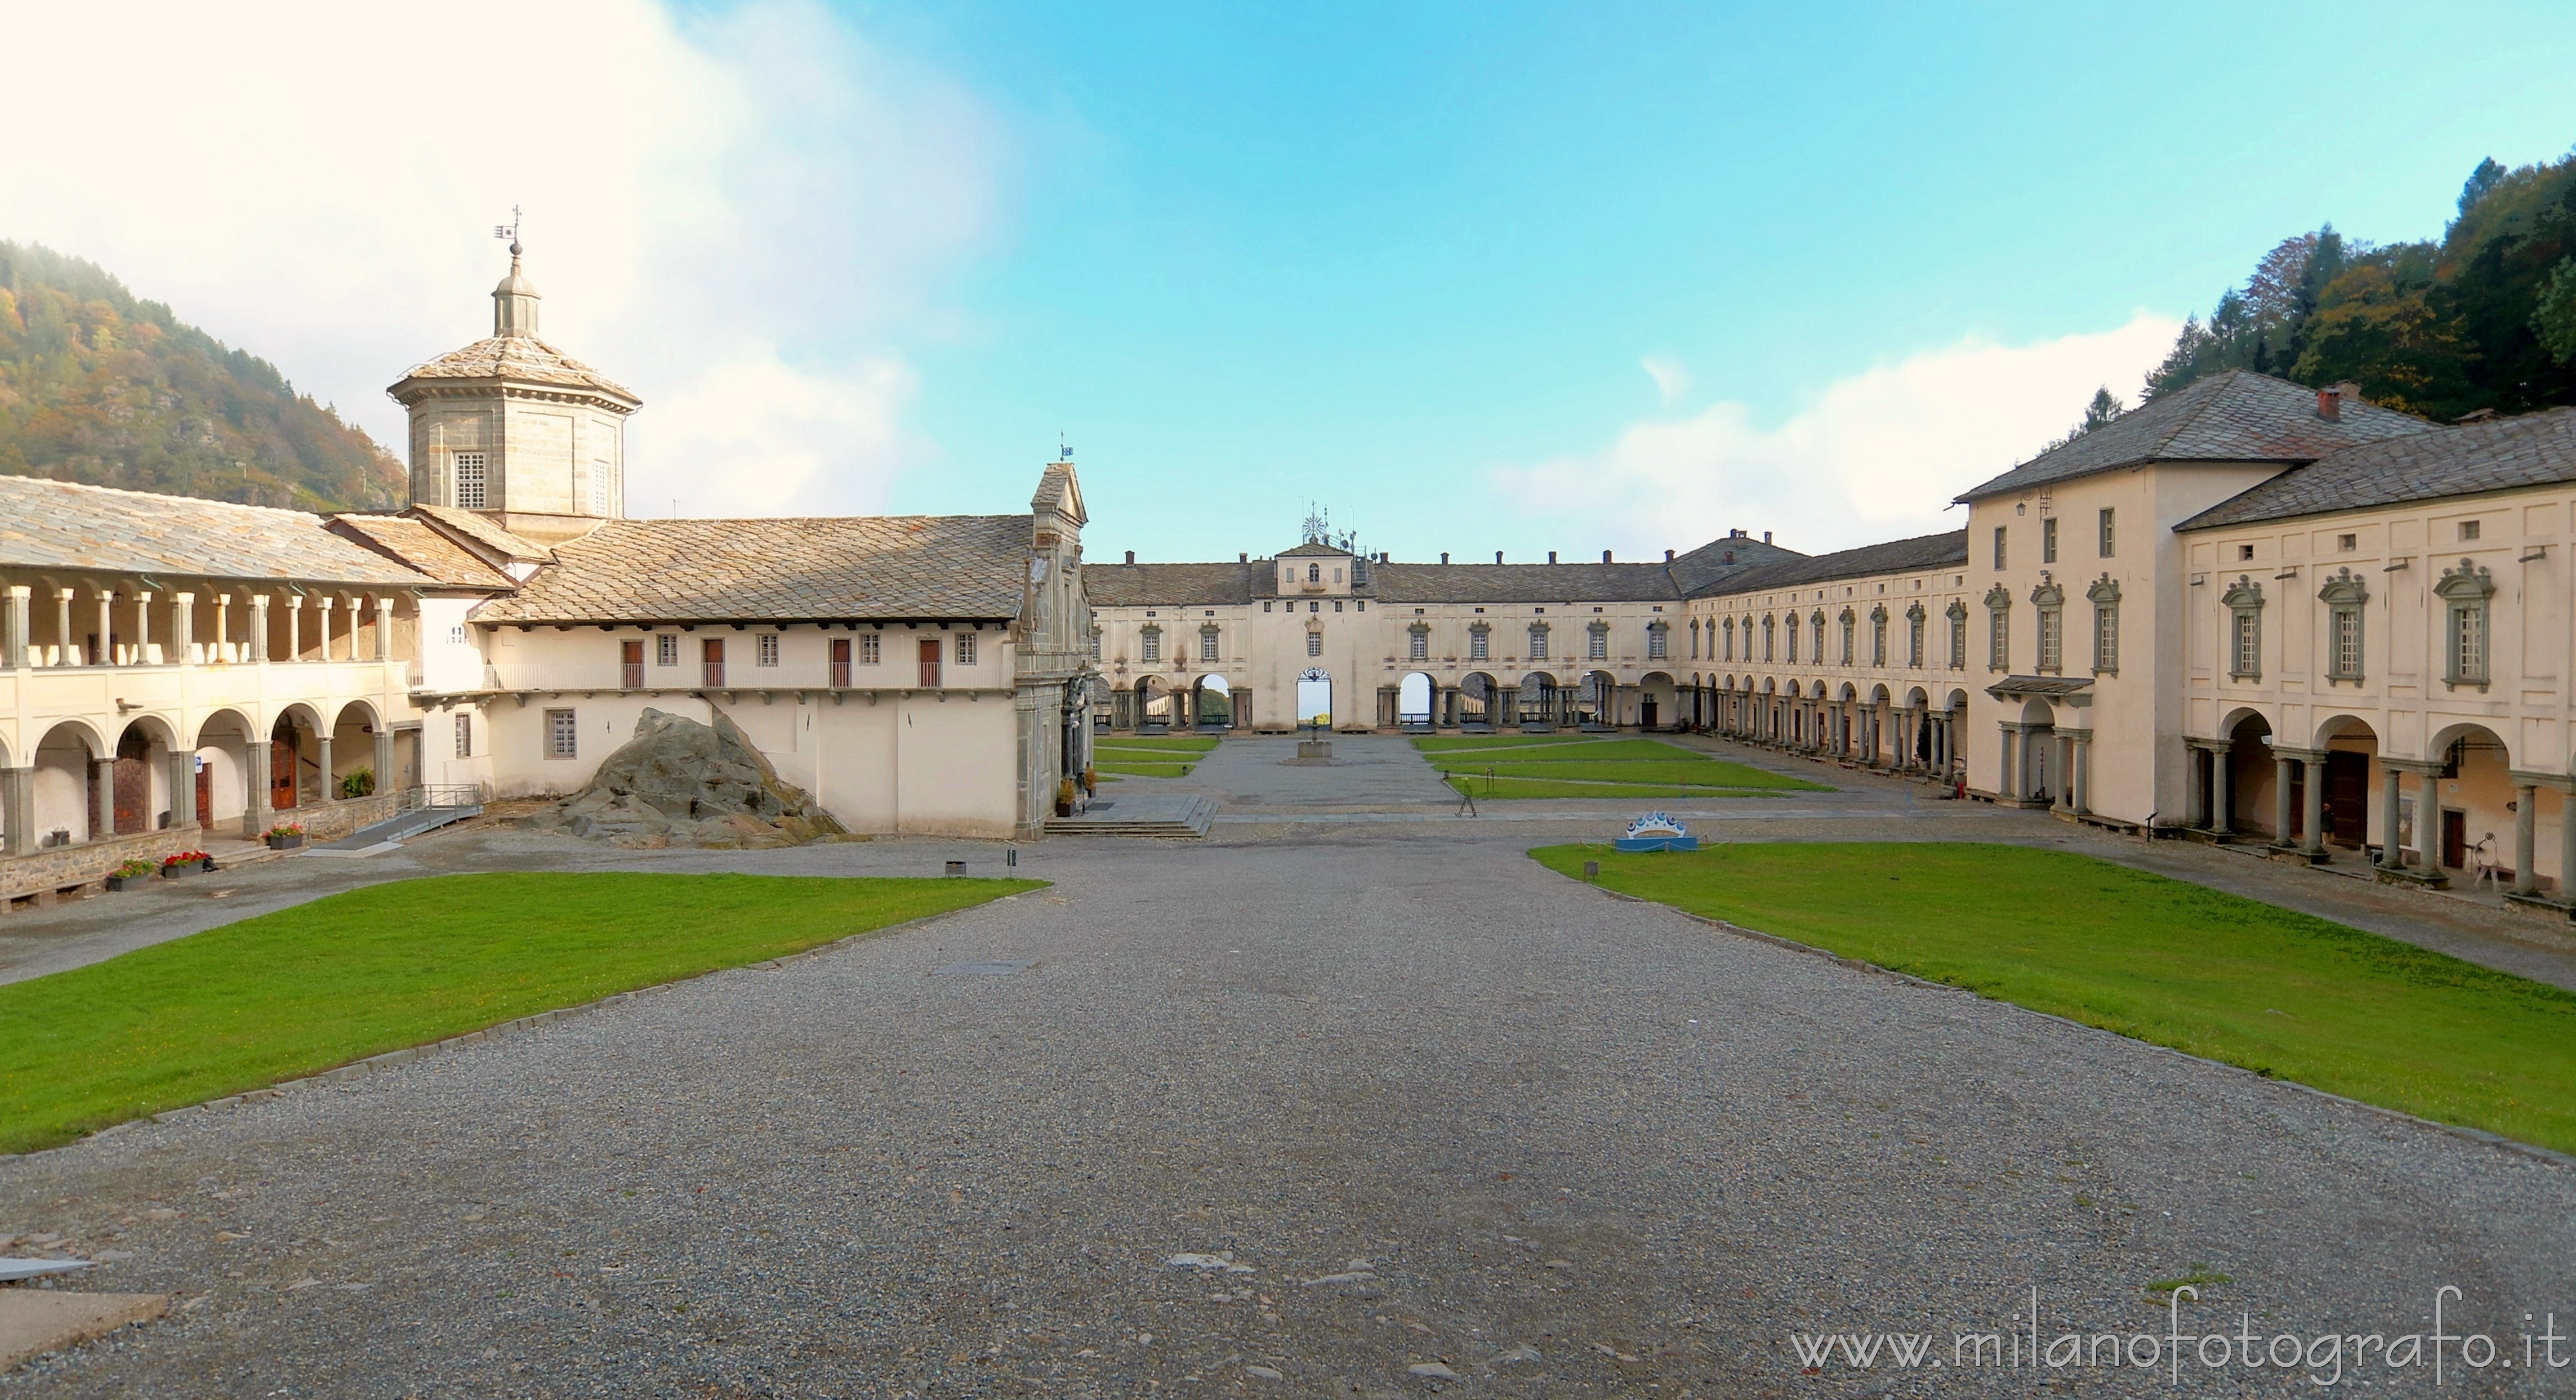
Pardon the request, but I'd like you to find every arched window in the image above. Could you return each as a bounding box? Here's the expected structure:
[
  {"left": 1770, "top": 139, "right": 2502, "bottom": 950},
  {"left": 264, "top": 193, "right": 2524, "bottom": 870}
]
[{"left": 1307, "top": 562, "right": 1321, "bottom": 583}]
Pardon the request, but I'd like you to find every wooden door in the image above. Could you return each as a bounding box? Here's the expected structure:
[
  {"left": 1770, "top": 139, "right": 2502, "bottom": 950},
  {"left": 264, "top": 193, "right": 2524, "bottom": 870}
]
[
  {"left": 830, "top": 637, "right": 852, "bottom": 688},
  {"left": 1641, "top": 697, "right": 1658, "bottom": 729},
  {"left": 2441, "top": 809, "right": 2468, "bottom": 869},
  {"left": 113, "top": 732, "right": 150, "bottom": 835},
  {"left": 918, "top": 637, "right": 942, "bottom": 688},
  {"left": 2325, "top": 752, "right": 2369, "bottom": 846},
  {"left": 621, "top": 639, "right": 645, "bottom": 689},
  {"left": 195, "top": 765, "right": 213, "bottom": 827},
  {"left": 272, "top": 739, "right": 300, "bottom": 811},
  {"left": 701, "top": 637, "right": 725, "bottom": 688}
]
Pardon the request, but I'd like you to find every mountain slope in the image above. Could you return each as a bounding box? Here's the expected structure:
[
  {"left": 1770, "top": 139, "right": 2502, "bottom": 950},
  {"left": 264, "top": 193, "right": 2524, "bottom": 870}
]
[{"left": 0, "top": 240, "right": 404, "bottom": 512}]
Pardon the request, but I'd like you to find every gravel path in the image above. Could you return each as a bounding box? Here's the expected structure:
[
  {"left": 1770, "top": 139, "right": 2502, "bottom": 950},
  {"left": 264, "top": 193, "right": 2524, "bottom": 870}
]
[{"left": 5, "top": 826, "right": 2571, "bottom": 1396}]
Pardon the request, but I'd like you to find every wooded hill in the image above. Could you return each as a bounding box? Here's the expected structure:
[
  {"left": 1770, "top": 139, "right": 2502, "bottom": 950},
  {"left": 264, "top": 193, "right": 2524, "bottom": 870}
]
[
  {"left": 2145, "top": 148, "right": 2576, "bottom": 420},
  {"left": 0, "top": 240, "right": 404, "bottom": 512}
]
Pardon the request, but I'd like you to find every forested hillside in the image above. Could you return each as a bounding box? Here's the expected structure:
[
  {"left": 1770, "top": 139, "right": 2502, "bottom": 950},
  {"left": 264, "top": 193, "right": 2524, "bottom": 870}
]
[
  {"left": 0, "top": 241, "right": 404, "bottom": 511},
  {"left": 2145, "top": 148, "right": 2576, "bottom": 420}
]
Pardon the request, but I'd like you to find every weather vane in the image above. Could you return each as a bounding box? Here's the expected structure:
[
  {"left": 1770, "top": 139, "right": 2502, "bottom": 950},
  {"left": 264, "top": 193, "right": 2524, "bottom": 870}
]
[
  {"left": 1302, "top": 502, "right": 1330, "bottom": 545},
  {"left": 493, "top": 206, "right": 523, "bottom": 256},
  {"left": 1058, "top": 431, "right": 1072, "bottom": 462}
]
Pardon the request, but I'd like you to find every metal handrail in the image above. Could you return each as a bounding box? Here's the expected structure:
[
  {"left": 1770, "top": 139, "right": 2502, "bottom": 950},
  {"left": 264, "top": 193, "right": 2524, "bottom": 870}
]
[{"left": 400, "top": 783, "right": 488, "bottom": 813}]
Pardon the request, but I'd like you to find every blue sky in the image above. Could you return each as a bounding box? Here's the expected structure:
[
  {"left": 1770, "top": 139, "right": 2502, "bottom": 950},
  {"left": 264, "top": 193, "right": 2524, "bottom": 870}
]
[{"left": 11, "top": 2, "right": 2575, "bottom": 562}]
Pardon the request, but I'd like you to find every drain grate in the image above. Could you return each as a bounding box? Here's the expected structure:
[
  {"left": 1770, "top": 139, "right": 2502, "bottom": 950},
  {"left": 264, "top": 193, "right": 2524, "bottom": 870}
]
[{"left": 934, "top": 959, "right": 1032, "bottom": 977}]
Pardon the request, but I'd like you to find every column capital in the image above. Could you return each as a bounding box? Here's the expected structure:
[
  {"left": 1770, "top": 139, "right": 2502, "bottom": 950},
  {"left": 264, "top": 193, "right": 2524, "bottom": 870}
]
[
  {"left": 6, "top": 585, "right": 27, "bottom": 600},
  {"left": 2379, "top": 755, "right": 2448, "bottom": 775},
  {"left": 2272, "top": 745, "right": 2329, "bottom": 762},
  {"left": 2183, "top": 736, "right": 2229, "bottom": 753},
  {"left": 2507, "top": 769, "right": 2575, "bottom": 792}
]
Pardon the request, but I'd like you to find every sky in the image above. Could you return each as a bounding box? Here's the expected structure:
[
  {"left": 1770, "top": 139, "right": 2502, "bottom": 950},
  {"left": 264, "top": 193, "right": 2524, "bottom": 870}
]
[{"left": 6, "top": 2, "right": 2575, "bottom": 564}]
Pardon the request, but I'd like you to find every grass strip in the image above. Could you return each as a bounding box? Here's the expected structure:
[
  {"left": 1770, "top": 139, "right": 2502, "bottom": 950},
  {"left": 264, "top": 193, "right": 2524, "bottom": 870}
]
[
  {"left": 1530, "top": 841, "right": 2576, "bottom": 1155},
  {"left": 0, "top": 872, "right": 1038, "bottom": 1153},
  {"left": 1447, "top": 775, "right": 1784, "bottom": 800}
]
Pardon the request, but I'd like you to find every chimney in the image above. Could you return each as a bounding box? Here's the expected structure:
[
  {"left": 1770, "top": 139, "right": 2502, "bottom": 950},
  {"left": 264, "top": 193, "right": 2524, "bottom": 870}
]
[
  {"left": 1664, "top": 548, "right": 1674, "bottom": 561},
  {"left": 1495, "top": 551, "right": 1504, "bottom": 564},
  {"left": 2316, "top": 388, "right": 2341, "bottom": 422},
  {"left": 1238, "top": 552, "right": 1248, "bottom": 563},
  {"left": 1762, "top": 530, "right": 1773, "bottom": 545},
  {"left": 1731, "top": 527, "right": 1746, "bottom": 538},
  {"left": 1441, "top": 551, "right": 1450, "bottom": 564},
  {"left": 1601, "top": 549, "right": 1613, "bottom": 563},
  {"left": 1723, "top": 550, "right": 1735, "bottom": 564},
  {"left": 1548, "top": 550, "right": 1559, "bottom": 564},
  {"left": 1124, "top": 550, "right": 1135, "bottom": 564}
]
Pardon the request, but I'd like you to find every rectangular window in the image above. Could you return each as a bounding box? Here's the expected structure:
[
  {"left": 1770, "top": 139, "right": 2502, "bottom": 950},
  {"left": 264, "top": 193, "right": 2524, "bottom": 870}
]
[
  {"left": 1089, "top": 631, "right": 1102, "bottom": 661},
  {"left": 1646, "top": 628, "right": 1666, "bottom": 661},
  {"left": 756, "top": 632, "right": 781, "bottom": 667},
  {"left": 1949, "top": 613, "right": 1967, "bottom": 669},
  {"left": 2037, "top": 608, "right": 2062, "bottom": 673},
  {"left": 448, "top": 623, "right": 467, "bottom": 645},
  {"left": 2338, "top": 533, "right": 2357, "bottom": 552},
  {"left": 1871, "top": 616, "right": 1887, "bottom": 667},
  {"left": 1723, "top": 622, "right": 1735, "bottom": 661},
  {"left": 2460, "top": 519, "right": 2481, "bottom": 541},
  {"left": 454, "top": 452, "right": 487, "bottom": 510},
  {"left": 1142, "top": 630, "right": 1161, "bottom": 662},
  {"left": 1529, "top": 627, "right": 1548, "bottom": 660},
  {"left": 1202, "top": 628, "right": 1222, "bottom": 662},
  {"left": 1993, "top": 526, "right": 2007, "bottom": 570},
  {"left": 545, "top": 707, "right": 577, "bottom": 759},
  {"left": 701, "top": 637, "right": 725, "bottom": 688},
  {"left": 1409, "top": 631, "right": 1428, "bottom": 662},
  {"left": 2093, "top": 605, "right": 2117, "bottom": 674},
  {"left": 1989, "top": 608, "right": 2009, "bottom": 671},
  {"left": 656, "top": 634, "right": 678, "bottom": 667},
  {"left": 2042, "top": 516, "right": 2058, "bottom": 564},
  {"left": 1469, "top": 630, "right": 1489, "bottom": 661},
  {"left": 2330, "top": 609, "right": 2361, "bottom": 681},
  {"left": 1307, "top": 631, "right": 1323, "bottom": 657},
  {"left": 2096, "top": 508, "right": 2115, "bottom": 558},
  {"left": 1840, "top": 617, "right": 1855, "bottom": 665},
  {"left": 1812, "top": 616, "right": 1825, "bottom": 660},
  {"left": 1784, "top": 620, "right": 1797, "bottom": 663},
  {"left": 955, "top": 631, "right": 977, "bottom": 666},
  {"left": 1908, "top": 615, "right": 1924, "bottom": 667},
  {"left": 2451, "top": 604, "right": 2486, "bottom": 684},
  {"left": 830, "top": 637, "right": 852, "bottom": 687},
  {"left": 591, "top": 458, "right": 610, "bottom": 514},
  {"left": 918, "top": 637, "right": 943, "bottom": 687},
  {"left": 454, "top": 712, "right": 473, "bottom": 758},
  {"left": 621, "top": 638, "right": 644, "bottom": 689},
  {"left": 861, "top": 632, "right": 882, "bottom": 665},
  {"left": 1588, "top": 630, "right": 1608, "bottom": 661},
  {"left": 2232, "top": 610, "right": 2261, "bottom": 679}
]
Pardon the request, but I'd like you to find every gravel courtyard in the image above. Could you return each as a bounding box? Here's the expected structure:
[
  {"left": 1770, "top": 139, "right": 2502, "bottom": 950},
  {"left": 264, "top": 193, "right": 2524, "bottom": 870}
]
[{"left": 4, "top": 743, "right": 2574, "bottom": 1395}]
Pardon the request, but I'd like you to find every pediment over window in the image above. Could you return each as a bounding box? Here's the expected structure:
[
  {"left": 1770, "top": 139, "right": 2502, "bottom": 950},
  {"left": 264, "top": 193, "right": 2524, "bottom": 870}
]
[
  {"left": 2317, "top": 567, "right": 2370, "bottom": 607},
  {"left": 2435, "top": 558, "right": 2495, "bottom": 601},
  {"left": 2220, "top": 575, "right": 2264, "bottom": 610},
  {"left": 1981, "top": 583, "right": 2012, "bottom": 611},
  {"left": 2084, "top": 573, "right": 2120, "bottom": 605},
  {"left": 2029, "top": 579, "right": 2065, "bottom": 608},
  {"left": 1945, "top": 599, "right": 1968, "bottom": 620},
  {"left": 1905, "top": 601, "right": 1926, "bottom": 621}
]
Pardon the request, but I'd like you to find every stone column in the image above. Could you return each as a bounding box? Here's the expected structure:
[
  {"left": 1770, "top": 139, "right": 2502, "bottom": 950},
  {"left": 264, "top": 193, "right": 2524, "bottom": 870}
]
[
  {"left": 93, "top": 590, "right": 113, "bottom": 666},
  {"left": 2272, "top": 753, "right": 2297, "bottom": 846},
  {"left": 2073, "top": 733, "right": 2092, "bottom": 815},
  {"left": 317, "top": 597, "right": 336, "bottom": 662},
  {"left": 134, "top": 590, "right": 153, "bottom": 662},
  {"left": 375, "top": 728, "right": 396, "bottom": 800},
  {"left": 1998, "top": 722, "right": 2019, "bottom": 797},
  {"left": 2513, "top": 776, "right": 2541, "bottom": 895},
  {"left": 315, "top": 732, "right": 334, "bottom": 805},
  {"left": 91, "top": 757, "right": 115, "bottom": 840},
  {"left": 1, "top": 765, "right": 32, "bottom": 856},
  {"left": 286, "top": 597, "right": 304, "bottom": 662},
  {"left": 54, "top": 588, "right": 75, "bottom": 665},
  {"left": 375, "top": 597, "right": 394, "bottom": 662},
  {"left": 2557, "top": 782, "right": 2576, "bottom": 904},
  {"left": 249, "top": 595, "right": 270, "bottom": 662},
  {"left": 168, "top": 748, "right": 194, "bottom": 830},
  {"left": 4, "top": 585, "right": 26, "bottom": 669},
  {"left": 2302, "top": 755, "right": 2327, "bottom": 856},
  {"left": 173, "top": 592, "right": 195, "bottom": 665},
  {"left": 2051, "top": 735, "right": 2073, "bottom": 813},
  {"left": 246, "top": 734, "right": 273, "bottom": 837},
  {"left": 2379, "top": 763, "right": 2405, "bottom": 869}
]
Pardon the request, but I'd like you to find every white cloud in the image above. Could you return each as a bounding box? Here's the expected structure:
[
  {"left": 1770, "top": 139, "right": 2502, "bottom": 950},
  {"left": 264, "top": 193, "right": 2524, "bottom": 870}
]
[
  {"left": 0, "top": 0, "right": 1001, "bottom": 516},
  {"left": 1495, "top": 314, "right": 2183, "bottom": 558},
  {"left": 1641, "top": 355, "right": 1690, "bottom": 405}
]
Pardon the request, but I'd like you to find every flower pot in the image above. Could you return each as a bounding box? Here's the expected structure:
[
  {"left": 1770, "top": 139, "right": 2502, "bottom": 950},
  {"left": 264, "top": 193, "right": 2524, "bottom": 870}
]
[
  {"left": 267, "top": 834, "right": 305, "bottom": 850},
  {"left": 105, "top": 875, "right": 146, "bottom": 893},
  {"left": 161, "top": 859, "right": 201, "bottom": 879}
]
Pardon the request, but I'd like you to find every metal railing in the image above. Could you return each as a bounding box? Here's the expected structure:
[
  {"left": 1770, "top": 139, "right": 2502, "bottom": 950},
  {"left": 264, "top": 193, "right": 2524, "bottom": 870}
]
[{"left": 402, "top": 783, "right": 489, "bottom": 813}]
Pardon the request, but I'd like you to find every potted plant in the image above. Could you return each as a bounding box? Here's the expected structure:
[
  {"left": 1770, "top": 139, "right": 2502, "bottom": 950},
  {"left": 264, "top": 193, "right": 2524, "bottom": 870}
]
[
  {"left": 1081, "top": 767, "right": 1098, "bottom": 797},
  {"left": 338, "top": 768, "right": 375, "bottom": 800},
  {"left": 161, "top": 850, "right": 212, "bottom": 878},
  {"left": 265, "top": 823, "right": 307, "bottom": 850},
  {"left": 1055, "top": 777, "right": 1077, "bottom": 818},
  {"left": 105, "top": 858, "right": 157, "bottom": 893}
]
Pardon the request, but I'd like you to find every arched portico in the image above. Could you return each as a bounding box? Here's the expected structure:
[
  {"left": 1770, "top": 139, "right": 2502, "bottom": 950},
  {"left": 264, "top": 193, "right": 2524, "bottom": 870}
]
[
  {"left": 1459, "top": 672, "right": 1499, "bottom": 730},
  {"left": 1516, "top": 672, "right": 1558, "bottom": 731},
  {"left": 31, "top": 719, "right": 109, "bottom": 845},
  {"left": 1639, "top": 671, "right": 1675, "bottom": 731},
  {"left": 1193, "top": 674, "right": 1234, "bottom": 730},
  {"left": 1577, "top": 670, "right": 1617, "bottom": 730}
]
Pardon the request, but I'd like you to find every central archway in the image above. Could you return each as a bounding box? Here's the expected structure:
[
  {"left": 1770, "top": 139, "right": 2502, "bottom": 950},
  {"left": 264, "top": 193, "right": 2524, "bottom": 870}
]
[
  {"left": 1397, "top": 672, "right": 1434, "bottom": 730},
  {"left": 1295, "top": 668, "right": 1334, "bottom": 730},
  {"left": 1193, "top": 674, "right": 1233, "bottom": 730}
]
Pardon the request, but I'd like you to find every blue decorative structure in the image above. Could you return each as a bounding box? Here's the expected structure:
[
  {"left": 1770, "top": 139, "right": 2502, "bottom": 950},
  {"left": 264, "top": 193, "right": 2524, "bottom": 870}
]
[{"left": 1614, "top": 811, "right": 1698, "bottom": 852}]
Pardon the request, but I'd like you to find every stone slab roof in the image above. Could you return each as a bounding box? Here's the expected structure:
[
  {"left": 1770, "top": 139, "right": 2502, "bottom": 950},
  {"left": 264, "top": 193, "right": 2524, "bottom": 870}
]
[
  {"left": 0, "top": 475, "right": 432, "bottom": 586},
  {"left": 472, "top": 514, "right": 1033, "bottom": 623},
  {"left": 389, "top": 334, "right": 639, "bottom": 404},
  {"left": 1370, "top": 561, "right": 1684, "bottom": 604},
  {"left": 406, "top": 505, "right": 555, "bottom": 564},
  {"left": 1082, "top": 563, "right": 1256, "bottom": 608},
  {"left": 327, "top": 516, "right": 516, "bottom": 591},
  {"left": 1669, "top": 533, "right": 1807, "bottom": 596},
  {"left": 1705, "top": 530, "right": 1970, "bottom": 599},
  {"left": 2177, "top": 407, "right": 2576, "bottom": 531},
  {"left": 1955, "top": 371, "right": 2436, "bottom": 503},
  {"left": 1277, "top": 541, "right": 1352, "bottom": 558}
]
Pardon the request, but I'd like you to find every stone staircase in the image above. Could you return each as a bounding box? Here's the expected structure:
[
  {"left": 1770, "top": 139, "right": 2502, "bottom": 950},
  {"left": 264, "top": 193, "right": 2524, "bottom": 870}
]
[{"left": 1045, "top": 794, "right": 1217, "bottom": 839}]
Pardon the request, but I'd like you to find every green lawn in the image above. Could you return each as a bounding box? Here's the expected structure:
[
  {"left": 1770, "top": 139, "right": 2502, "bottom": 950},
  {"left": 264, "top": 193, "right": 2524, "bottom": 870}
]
[
  {"left": 1449, "top": 775, "right": 1788, "bottom": 800},
  {"left": 1417, "top": 737, "right": 1718, "bottom": 763},
  {"left": 1531, "top": 842, "right": 2576, "bottom": 1155},
  {"left": 1417, "top": 734, "right": 1831, "bottom": 797},
  {"left": 1411, "top": 734, "right": 1602, "bottom": 752},
  {"left": 1468, "top": 759, "right": 1828, "bottom": 789},
  {"left": 0, "top": 872, "right": 1038, "bottom": 1153},
  {"left": 1094, "top": 735, "right": 1215, "bottom": 778},
  {"left": 1098, "top": 734, "right": 1220, "bottom": 752}
]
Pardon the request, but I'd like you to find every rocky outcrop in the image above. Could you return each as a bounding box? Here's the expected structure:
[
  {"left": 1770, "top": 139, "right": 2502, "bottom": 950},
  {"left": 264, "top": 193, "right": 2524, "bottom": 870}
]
[{"left": 531, "top": 707, "right": 849, "bottom": 849}]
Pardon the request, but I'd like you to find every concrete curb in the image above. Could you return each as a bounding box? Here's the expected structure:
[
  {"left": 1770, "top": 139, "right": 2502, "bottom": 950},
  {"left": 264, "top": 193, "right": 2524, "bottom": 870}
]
[
  {"left": 11, "top": 902, "right": 1008, "bottom": 1161},
  {"left": 1576, "top": 881, "right": 2576, "bottom": 1175}
]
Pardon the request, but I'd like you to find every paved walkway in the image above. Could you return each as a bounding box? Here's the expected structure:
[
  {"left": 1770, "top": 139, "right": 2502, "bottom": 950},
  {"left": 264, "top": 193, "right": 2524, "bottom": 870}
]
[{"left": 5, "top": 823, "right": 2571, "bottom": 1395}]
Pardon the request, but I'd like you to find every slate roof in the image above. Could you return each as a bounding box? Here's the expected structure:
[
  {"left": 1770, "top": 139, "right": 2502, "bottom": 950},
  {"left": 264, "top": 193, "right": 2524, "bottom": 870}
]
[
  {"left": 0, "top": 475, "right": 433, "bottom": 586},
  {"left": 1277, "top": 541, "right": 1351, "bottom": 558},
  {"left": 1081, "top": 562, "right": 1258, "bottom": 608},
  {"left": 1668, "top": 533, "right": 1807, "bottom": 596},
  {"left": 1705, "top": 530, "right": 1970, "bottom": 599},
  {"left": 1954, "top": 371, "right": 2436, "bottom": 503},
  {"left": 472, "top": 514, "right": 1033, "bottom": 623},
  {"left": 389, "top": 334, "right": 639, "bottom": 403},
  {"left": 2178, "top": 408, "right": 2576, "bottom": 531},
  {"left": 406, "top": 505, "right": 555, "bottom": 564},
  {"left": 327, "top": 516, "right": 517, "bottom": 591},
  {"left": 1371, "top": 562, "right": 1683, "bottom": 604}
]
